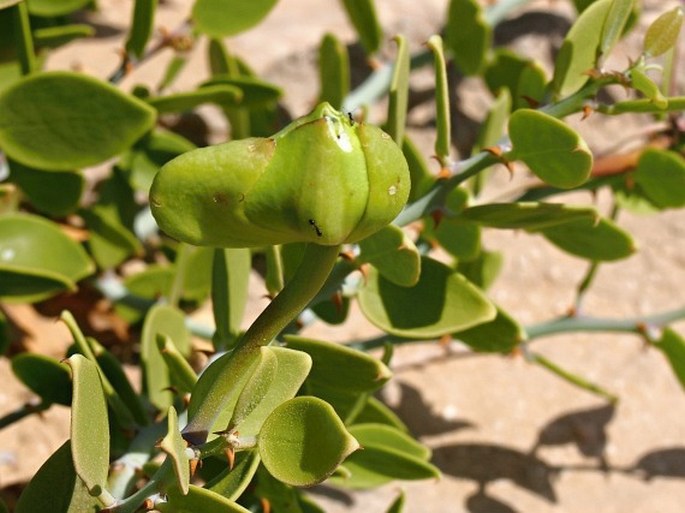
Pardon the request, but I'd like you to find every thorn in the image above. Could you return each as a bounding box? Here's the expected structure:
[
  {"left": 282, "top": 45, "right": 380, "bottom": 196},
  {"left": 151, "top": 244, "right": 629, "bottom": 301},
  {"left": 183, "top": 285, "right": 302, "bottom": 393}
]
[
  {"left": 438, "top": 334, "right": 451, "bottom": 348},
  {"left": 143, "top": 498, "right": 155, "bottom": 510},
  {"left": 189, "top": 458, "right": 200, "bottom": 477},
  {"left": 583, "top": 68, "right": 602, "bottom": 79},
  {"left": 504, "top": 160, "right": 515, "bottom": 179},
  {"left": 367, "top": 56, "right": 382, "bottom": 70},
  {"left": 358, "top": 264, "right": 370, "bottom": 286},
  {"left": 483, "top": 146, "right": 503, "bottom": 157},
  {"left": 430, "top": 209, "right": 445, "bottom": 229},
  {"left": 262, "top": 293, "right": 275, "bottom": 301},
  {"left": 162, "top": 386, "right": 179, "bottom": 395},
  {"left": 225, "top": 447, "right": 236, "bottom": 470},
  {"left": 581, "top": 105, "right": 593, "bottom": 120},
  {"left": 520, "top": 95, "right": 540, "bottom": 108},
  {"left": 332, "top": 291, "right": 344, "bottom": 314},
  {"left": 182, "top": 393, "right": 192, "bottom": 407},
  {"left": 339, "top": 250, "right": 356, "bottom": 262},
  {"left": 260, "top": 498, "right": 272, "bottom": 513}
]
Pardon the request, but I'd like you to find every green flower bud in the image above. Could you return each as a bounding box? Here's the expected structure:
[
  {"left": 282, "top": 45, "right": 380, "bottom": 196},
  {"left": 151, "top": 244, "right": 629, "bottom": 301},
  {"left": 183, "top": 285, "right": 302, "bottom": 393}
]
[{"left": 150, "top": 103, "right": 410, "bottom": 247}]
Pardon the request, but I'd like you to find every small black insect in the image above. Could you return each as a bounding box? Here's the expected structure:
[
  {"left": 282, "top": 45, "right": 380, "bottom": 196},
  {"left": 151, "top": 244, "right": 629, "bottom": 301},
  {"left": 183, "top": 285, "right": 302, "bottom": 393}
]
[
  {"left": 308, "top": 219, "right": 323, "bottom": 237},
  {"left": 347, "top": 112, "right": 355, "bottom": 124}
]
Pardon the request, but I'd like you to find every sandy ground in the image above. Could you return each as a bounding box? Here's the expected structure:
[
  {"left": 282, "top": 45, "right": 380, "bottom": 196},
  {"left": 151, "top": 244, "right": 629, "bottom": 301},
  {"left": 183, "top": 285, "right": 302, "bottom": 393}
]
[{"left": 1, "top": 0, "right": 685, "bottom": 511}]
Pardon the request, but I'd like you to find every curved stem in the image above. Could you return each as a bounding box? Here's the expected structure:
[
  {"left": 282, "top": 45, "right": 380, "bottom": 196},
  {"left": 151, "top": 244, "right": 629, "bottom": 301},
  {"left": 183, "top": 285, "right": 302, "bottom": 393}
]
[
  {"left": 233, "top": 243, "right": 341, "bottom": 353},
  {"left": 0, "top": 400, "right": 50, "bottom": 430},
  {"left": 12, "top": 1, "right": 36, "bottom": 76}
]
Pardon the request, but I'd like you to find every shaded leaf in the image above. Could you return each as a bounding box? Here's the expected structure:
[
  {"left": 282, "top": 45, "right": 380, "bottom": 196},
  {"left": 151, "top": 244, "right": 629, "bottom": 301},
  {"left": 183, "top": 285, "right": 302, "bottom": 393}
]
[
  {"left": 539, "top": 217, "right": 635, "bottom": 261},
  {"left": 461, "top": 202, "right": 596, "bottom": 230},
  {"left": 9, "top": 160, "right": 83, "bottom": 216},
  {"left": 349, "top": 423, "right": 430, "bottom": 460},
  {"left": 654, "top": 328, "right": 685, "bottom": 391},
  {"left": 633, "top": 148, "right": 685, "bottom": 208},
  {"left": 27, "top": 0, "right": 90, "bottom": 16},
  {"left": 508, "top": 109, "right": 593, "bottom": 188},
  {"left": 386, "top": 491, "right": 406, "bottom": 513},
  {"left": 318, "top": 33, "right": 349, "bottom": 110},
  {"left": 358, "top": 256, "right": 496, "bottom": 338},
  {"left": 201, "top": 75, "right": 283, "bottom": 107},
  {"left": 0, "top": 72, "right": 156, "bottom": 170},
  {"left": 358, "top": 225, "right": 420, "bottom": 287},
  {"left": 11, "top": 353, "right": 72, "bottom": 405},
  {"left": 457, "top": 249, "right": 503, "bottom": 291},
  {"left": 386, "top": 35, "right": 409, "bottom": 144},
  {"left": 207, "top": 450, "right": 260, "bottom": 500},
  {"left": 445, "top": 0, "right": 491, "bottom": 75},
  {"left": 285, "top": 335, "right": 391, "bottom": 393},
  {"left": 32, "top": 24, "right": 94, "bottom": 48},
  {"left": 427, "top": 35, "right": 450, "bottom": 163},
  {"left": 355, "top": 396, "right": 408, "bottom": 433},
  {"left": 600, "top": 0, "right": 634, "bottom": 56},
  {"left": 404, "top": 136, "right": 434, "bottom": 203},
  {"left": 125, "top": 0, "right": 157, "bottom": 59},
  {"left": 147, "top": 84, "right": 243, "bottom": 113},
  {"left": 339, "top": 0, "right": 382, "bottom": 55},
  {"left": 0, "top": 213, "right": 94, "bottom": 302},
  {"left": 258, "top": 396, "right": 359, "bottom": 486},
  {"left": 192, "top": 0, "right": 278, "bottom": 38},
  {"left": 211, "top": 247, "right": 251, "bottom": 351},
  {"left": 15, "top": 441, "right": 101, "bottom": 513},
  {"left": 158, "top": 334, "right": 197, "bottom": 395},
  {"left": 160, "top": 484, "right": 252, "bottom": 513},
  {"left": 454, "top": 307, "right": 524, "bottom": 353}
]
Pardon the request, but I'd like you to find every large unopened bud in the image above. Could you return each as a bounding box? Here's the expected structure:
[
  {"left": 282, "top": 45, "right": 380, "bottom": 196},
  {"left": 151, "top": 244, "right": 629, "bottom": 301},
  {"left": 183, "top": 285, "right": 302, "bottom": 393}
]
[{"left": 150, "top": 103, "right": 410, "bottom": 247}]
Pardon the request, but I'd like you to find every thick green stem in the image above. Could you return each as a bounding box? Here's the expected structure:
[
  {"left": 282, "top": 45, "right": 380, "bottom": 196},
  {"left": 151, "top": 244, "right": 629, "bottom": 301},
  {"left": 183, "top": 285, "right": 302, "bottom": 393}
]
[
  {"left": 597, "top": 96, "right": 685, "bottom": 114},
  {"left": 12, "top": 1, "right": 36, "bottom": 75},
  {"left": 0, "top": 400, "right": 50, "bottom": 430},
  {"left": 233, "top": 243, "right": 341, "bottom": 353}
]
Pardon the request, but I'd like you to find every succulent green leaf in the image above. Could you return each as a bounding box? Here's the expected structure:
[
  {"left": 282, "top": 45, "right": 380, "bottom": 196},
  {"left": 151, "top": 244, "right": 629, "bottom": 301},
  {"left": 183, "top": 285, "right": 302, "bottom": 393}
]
[
  {"left": 141, "top": 304, "right": 191, "bottom": 410},
  {"left": 259, "top": 396, "right": 359, "bottom": 486},
  {"left": 355, "top": 396, "right": 408, "bottom": 433},
  {"left": 284, "top": 335, "right": 391, "bottom": 393},
  {"left": 158, "top": 334, "right": 197, "bottom": 395},
  {"left": 80, "top": 206, "right": 141, "bottom": 270},
  {"left": 15, "top": 441, "right": 101, "bottom": 513},
  {"left": 358, "top": 256, "right": 496, "bottom": 338},
  {"left": 207, "top": 450, "right": 260, "bottom": 500},
  {"left": 339, "top": 0, "right": 382, "bottom": 55},
  {"left": 150, "top": 103, "right": 410, "bottom": 247},
  {"left": 457, "top": 249, "right": 503, "bottom": 289},
  {"left": 654, "top": 328, "right": 685, "bottom": 391},
  {"left": 160, "top": 484, "right": 252, "bottom": 513},
  {"left": 539, "top": 217, "right": 635, "bottom": 261},
  {"left": 32, "top": 24, "right": 94, "bottom": 48},
  {"left": 11, "top": 353, "right": 72, "bottom": 405},
  {"left": 212, "top": 247, "right": 251, "bottom": 351},
  {"left": 600, "top": 0, "right": 634, "bottom": 55},
  {"left": 508, "top": 109, "right": 593, "bottom": 188},
  {"left": 65, "top": 354, "right": 113, "bottom": 506},
  {"left": 208, "top": 38, "right": 234, "bottom": 76},
  {"left": 453, "top": 307, "right": 524, "bottom": 353},
  {"left": 255, "top": 466, "right": 315, "bottom": 513},
  {"left": 386, "top": 491, "right": 406, "bottom": 513},
  {"left": 330, "top": 424, "right": 439, "bottom": 489},
  {"left": 358, "top": 225, "right": 421, "bottom": 287},
  {"left": 427, "top": 35, "right": 451, "bottom": 163},
  {"left": 644, "top": 6, "right": 684, "bottom": 57},
  {"left": 0, "top": 72, "right": 156, "bottom": 170},
  {"left": 629, "top": 68, "right": 667, "bottom": 109},
  {"left": 184, "top": 350, "right": 261, "bottom": 445},
  {"left": 386, "top": 35, "right": 410, "bottom": 144},
  {"left": 475, "top": 89, "right": 511, "bottom": 151},
  {"left": 201, "top": 76, "right": 282, "bottom": 107},
  {"left": 445, "top": 0, "right": 491, "bottom": 75},
  {"left": 8, "top": 161, "right": 83, "bottom": 217},
  {"left": 312, "top": 294, "right": 350, "bottom": 325},
  {"left": 514, "top": 62, "right": 547, "bottom": 110},
  {"left": 423, "top": 188, "right": 481, "bottom": 262},
  {"left": 192, "top": 0, "right": 278, "bottom": 37},
  {"left": 115, "top": 265, "right": 171, "bottom": 323},
  {"left": 147, "top": 84, "right": 243, "bottom": 113},
  {"left": 633, "top": 149, "right": 685, "bottom": 208},
  {"left": 230, "top": 346, "right": 311, "bottom": 438},
  {"left": 123, "top": 129, "right": 196, "bottom": 193},
  {"left": 318, "top": 33, "right": 349, "bottom": 110},
  {"left": 161, "top": 406, "right": 191, "bottom": 495},
  {"left": 484, "top": 49, "right": 527, "bottom": 97},
  {"left": 0, "top": 213, "right": 94, "bottom": 302},
  {"left": 461, "top": 202, "right": 597, "bottom": 230},
  {"left": 553, "top": 0, "right": 612, "bottom": 96},
  {"left": 125, "top": 0, "right": 157, "bottom": 59},
  {"left": 26, "top": 0, "right": 90, "bottom": 16},
  {"left": 158, "top": 55, "right": 188, "bottom": 92}
]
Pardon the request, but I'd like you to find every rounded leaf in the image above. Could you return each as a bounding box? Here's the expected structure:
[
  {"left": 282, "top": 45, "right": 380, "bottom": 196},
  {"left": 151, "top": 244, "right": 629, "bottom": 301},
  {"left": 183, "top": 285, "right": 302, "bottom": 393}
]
[
  {"left": 11, "top": 353, "right": 72, "bottom": 406},
  {"left": 358, "top": 256, "right": 496, "bottom": 338},
  {"left": 539, "top": 217, "right": 636, "bottom": 261},
  {"left": 193, "top": 0, "right": 278, "bottom": 38},
  {"left": 0, "top": 213, "right": 94, "bottom": 302},
  {"left": 508, "top": 110, "right": 593, "bottom": 189},
  {"left": 633, "top": 149, "right": 685, "bottom": 208},
  {"left": 0, "top": 72, "right": 156, "bottom": 170},
  {"left": 258, "top": 396, "right": 359, "bottom": 487},
  {"left": 644, "top": 6, "right": 684, "bottom": 57},
  {"left": 9, "top": 161, "right": 83, "bottom": 216}
]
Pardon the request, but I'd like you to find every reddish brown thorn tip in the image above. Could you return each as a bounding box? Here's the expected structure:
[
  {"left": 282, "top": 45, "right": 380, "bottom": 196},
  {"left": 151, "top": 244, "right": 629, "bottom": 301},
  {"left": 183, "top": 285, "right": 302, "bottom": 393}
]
[
  {"left": 581, "top": 105, "right": 593, "bottom": 120},
  {"left": 225, "top": 447, "right": 236, "bottom": 471},
  {"left": 430, "top": 209, "right": 445, "bottom": 229},
  {"left": 143, "top": 498, "right": 155, "bottom": 511},
  {"left": 520, "top": 95, "right": 540, "bottom": 108},
  {"left": 332, "top": 291, "right": 344, "bottom": 314},
  {"left": 358, "top": 264, "right": 370, "bottom": 286},
  {"left": 261, "top": 498, "right": 272, "bottom": 513},
  {"left": 438, "top": 334, "right": 451, "bottom": 348},
  {"left": 339, "top": 250, "right": 356, "bottom": 262},
  {"left": 189, "top": 458, "right": 200, "bottom": 477}
]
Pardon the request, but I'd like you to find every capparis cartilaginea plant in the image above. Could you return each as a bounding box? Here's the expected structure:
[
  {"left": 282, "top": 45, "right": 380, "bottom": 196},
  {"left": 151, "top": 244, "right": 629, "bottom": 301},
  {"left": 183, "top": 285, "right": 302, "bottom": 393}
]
[{"left": 0, "top": 0, "right": 684, "bottom": 512}]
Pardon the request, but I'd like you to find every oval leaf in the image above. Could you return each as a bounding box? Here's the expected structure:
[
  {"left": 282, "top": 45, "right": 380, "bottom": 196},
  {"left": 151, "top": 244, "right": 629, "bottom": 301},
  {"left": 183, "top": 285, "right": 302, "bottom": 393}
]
[
  {"left": 65, "top": 354, "right": 113, "bottom": 505},
  {"left": 539, "top": 217, "right": 636, "bottom": 261},
  {"left": 11, "top": 353, "right": 72, "bottom": 406},
  {"left": 258, "top": 396, "right": 359, "bottom": 487},
  {"left": 160, "top": 484, "right": 252, "bottom": 513},
  {"left": 0, "top": 72, "right": 156, "bottom": 170},
  {"left": 9, "top": 160, "right": 83, "bottom": 216},
  {"left": 193, "top": 0, "right": 278, "bottom": 38},
  {"left": 644, "top": 6, "right": 684, "bottom": 57},
  {"left": 453, "top": 307, "right": 525, "bottom": 353},
  {"left": 461, "top": 202, "right": 597, "bottom": 230},
  {"left": 349, "top": 424, "right": 430, "bottom": 460},
  {"left": 147, "top": 84, "right": 243, "bottom": 113},
  {"left": 508, "top": 109, "right": 593, "bottom": 188},
  {"left": 633, "top": 149, "right": 685, "bottom": 208},
  {"left": 445, "top": 0, "right": 491, "bottom": 75},
  {"left": 318, "top": 33, "right": 350, "bottom": 110},
  {"left": 358, "top": 256, "right": 496, "bottom": 338},
  {"left": 340, "top": 0, "right": 382, "bottom": 55},
  {"left": 358, "top": 225, "right": 420, "bottom": 287},
  {"left": 141, "top": 304, "right": 191, "bottom": 410},
  {"left": 0, "top": 213, "right": 94, "bottom": 302},
  {"left": 284, "top": 335, "right": 391, "bottom": 393}
]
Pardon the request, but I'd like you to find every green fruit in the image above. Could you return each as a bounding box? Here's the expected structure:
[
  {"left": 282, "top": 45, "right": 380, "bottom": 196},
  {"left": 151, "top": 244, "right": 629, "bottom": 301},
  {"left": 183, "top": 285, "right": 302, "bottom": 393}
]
[{"left": 150, "top": 103, "right": 410, "bottom": 247}]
